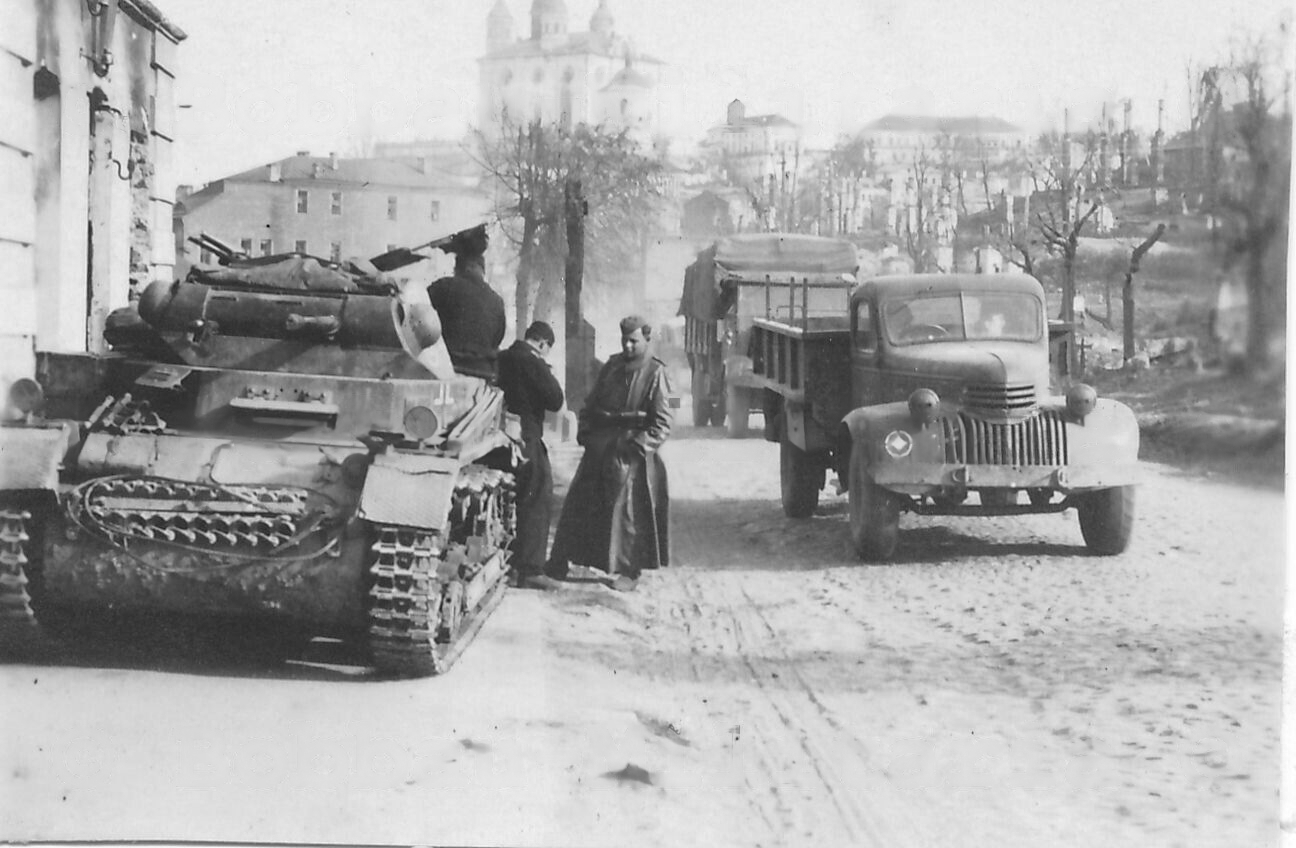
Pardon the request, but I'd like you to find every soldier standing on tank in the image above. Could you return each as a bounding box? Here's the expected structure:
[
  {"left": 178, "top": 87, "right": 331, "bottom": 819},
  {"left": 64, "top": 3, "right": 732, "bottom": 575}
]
[
  {"left": 497, "top": 320, "right": 565, "bottom": 591},
  {"left": 427, "top": 226, "right": 506, "bottom": 380}
]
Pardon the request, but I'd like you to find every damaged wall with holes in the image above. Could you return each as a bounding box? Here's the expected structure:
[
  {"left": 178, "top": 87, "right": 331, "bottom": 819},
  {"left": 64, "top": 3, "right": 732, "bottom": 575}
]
[{"left": 0, "top": 0, "right": 185, "bottom": 409}]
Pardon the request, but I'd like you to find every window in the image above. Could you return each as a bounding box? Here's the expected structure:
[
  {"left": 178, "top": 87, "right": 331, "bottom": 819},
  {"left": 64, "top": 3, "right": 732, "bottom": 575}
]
[
  {"left": 387, "top": 196, "right": 398, "bottom": 220},
  {"left": 240, "top": 238, "right": 253, "bottom": 256},
  {"left": 294, "top": 240, "right": 307, "bottom": 254},
  {"left": 853, "top": 299, "right": 877, "bottom": 352},
  {"left": 429, "top": 200, "right": 440, "bottom": 222},
  {"left": 331, "top": 191, "right": 343, "bottom": 215},
  {"left": 295, "top": 189, "right": 308, "bottom": 213},
  {"left": 330, "top": 242, "right": 342, "bottom": 263},
  {"left": 260, "top": 239, "right": 273, "bottom": 256}
]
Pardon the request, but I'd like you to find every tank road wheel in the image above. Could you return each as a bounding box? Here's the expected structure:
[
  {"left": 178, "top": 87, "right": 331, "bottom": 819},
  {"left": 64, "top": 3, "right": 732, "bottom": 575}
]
[
  {"left": 725, "top": 385, "right": 749, "bottom": 438},
  {"left": 1076, "top": 486, "right": 1135, "bottom": 555},
  {"left": 780, "top": 437, "right": 823, "bottom": 518},
  {"left": 848, "top": 453, "right": 900, "bottom": 562}
]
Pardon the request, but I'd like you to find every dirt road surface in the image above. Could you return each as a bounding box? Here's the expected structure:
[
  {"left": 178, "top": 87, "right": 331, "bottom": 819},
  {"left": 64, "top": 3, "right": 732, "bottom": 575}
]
[{"left": 0, "top": 426, "right": 1283, "bottom": 847}]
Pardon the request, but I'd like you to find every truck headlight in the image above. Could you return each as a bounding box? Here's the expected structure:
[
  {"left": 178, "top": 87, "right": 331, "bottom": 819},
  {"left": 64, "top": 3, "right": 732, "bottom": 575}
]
[
  {"left": 1065, "top": 383, "right": 1098, "bottom": 422},
  {"left": 908, "top": 388, "right": 940, "bottom": 426}
]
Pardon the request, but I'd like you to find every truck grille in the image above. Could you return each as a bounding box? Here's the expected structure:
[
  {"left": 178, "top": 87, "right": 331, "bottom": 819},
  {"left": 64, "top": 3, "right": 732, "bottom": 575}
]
[
  {"left": 941, "top": 410, "right": 1068, "bottom": 465},
  {"left": 963, "top": 383, "right": 1037, "bottom": 415}
]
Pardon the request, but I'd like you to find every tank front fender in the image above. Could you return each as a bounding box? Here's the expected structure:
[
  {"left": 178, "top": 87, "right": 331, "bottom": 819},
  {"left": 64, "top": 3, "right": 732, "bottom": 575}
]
[
  {"left": 357, "top": 452, "right": 462, "bottom": 532},
  {"left": 0, "top": 422, "right": 79, "bottom": 491}
]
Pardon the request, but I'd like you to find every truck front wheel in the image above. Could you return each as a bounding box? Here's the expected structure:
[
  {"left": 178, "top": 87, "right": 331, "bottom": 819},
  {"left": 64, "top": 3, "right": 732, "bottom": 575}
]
[
  {"left": 1076, "top": 486, "right": 1135, "bottom": 555},
  {"left": 848, "top": 453, "right": 900, "bottom": 561},
  {"left": 780, "top": 437, "right": 822, "bottom": 518}
]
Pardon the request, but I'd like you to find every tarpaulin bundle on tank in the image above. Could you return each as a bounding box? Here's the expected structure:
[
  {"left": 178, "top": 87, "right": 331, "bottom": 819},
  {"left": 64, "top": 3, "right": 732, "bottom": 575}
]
[{"left": 188, "top": 255, "right": 389, "bottom": 293}]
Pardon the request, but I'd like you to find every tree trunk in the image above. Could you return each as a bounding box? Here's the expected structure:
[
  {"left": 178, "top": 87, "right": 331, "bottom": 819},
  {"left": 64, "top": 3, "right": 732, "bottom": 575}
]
[
  {"left": 1244, "top": 235, "right": 1271, "bottom": 373},
  {"left": 1123, "top": 224, "right": 1166, "bottom": 361},
  {"left": 514, "top": 212, "right": 539, "bottom": 336}
]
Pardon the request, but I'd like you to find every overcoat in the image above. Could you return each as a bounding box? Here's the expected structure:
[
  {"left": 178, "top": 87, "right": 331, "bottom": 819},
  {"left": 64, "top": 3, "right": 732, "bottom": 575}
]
[{"left": 549, "top": 353, "right": 672, "bottom": 576}]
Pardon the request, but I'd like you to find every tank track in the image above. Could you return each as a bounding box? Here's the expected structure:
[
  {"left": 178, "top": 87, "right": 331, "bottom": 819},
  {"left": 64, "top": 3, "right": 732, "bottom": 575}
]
[
  {"left": 366, "top": 466, "right": 515, "bottom": 677},
  {"left": 0, "top": 508, "right": 40, "bottom": 646}
]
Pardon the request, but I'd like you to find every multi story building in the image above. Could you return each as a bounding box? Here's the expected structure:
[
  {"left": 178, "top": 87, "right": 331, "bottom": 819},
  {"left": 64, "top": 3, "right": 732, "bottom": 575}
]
[
  {"left": 1, "top": 0, "right": 184, "bottom": 403},
  {"left": 477, "top": 0, "right": 663, "bottom": 141},
  {"left": 704, "top": 99, "right": 802, "bottom": 187},
  {"left": 174, "top": 152, "right": 492, "bottom": 284},
  {"left": 859, "top": 114, "right": 1029, "bottom": 173}
]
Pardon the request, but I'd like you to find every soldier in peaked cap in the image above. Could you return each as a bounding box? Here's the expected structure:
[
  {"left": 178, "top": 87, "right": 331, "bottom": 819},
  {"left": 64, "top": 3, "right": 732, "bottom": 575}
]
[{"left": 427, "top": 225, "right": 506, "bottom": 380}]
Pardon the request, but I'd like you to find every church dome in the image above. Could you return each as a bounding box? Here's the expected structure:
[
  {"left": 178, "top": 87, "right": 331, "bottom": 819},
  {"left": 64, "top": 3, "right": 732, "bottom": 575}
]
[
  {"left": 590, "top": 0, "right": 614, "bottom": 36},
  {"left": 487, "top": 0, "right": 514, "bottom": 51}
]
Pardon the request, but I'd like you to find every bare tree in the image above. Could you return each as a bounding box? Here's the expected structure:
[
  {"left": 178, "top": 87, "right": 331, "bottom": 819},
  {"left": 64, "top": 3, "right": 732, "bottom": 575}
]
[
  {"left": 1022, "top": 130, "right": 1110, "bottom": 374},
  {"left": 1207, "top": 22, "right": 1292, "bottom": 375},
  {"left": 472, "top": 115, "right": 664, "bottom": 333},
  {"left": 901, "top": 145, "right": 936, "bottom": 271}
]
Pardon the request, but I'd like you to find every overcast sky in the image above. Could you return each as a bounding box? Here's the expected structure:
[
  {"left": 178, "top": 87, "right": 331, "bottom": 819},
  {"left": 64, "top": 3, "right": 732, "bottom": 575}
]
[{"left": 161, "top": 0, "right": 1292, "bottom": 187}]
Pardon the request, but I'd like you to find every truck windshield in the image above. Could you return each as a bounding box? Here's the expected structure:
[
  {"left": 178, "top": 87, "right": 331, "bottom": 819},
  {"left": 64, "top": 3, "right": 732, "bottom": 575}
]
[{"left": 883, "top": 292, "right": 1041, "bottom": 345}]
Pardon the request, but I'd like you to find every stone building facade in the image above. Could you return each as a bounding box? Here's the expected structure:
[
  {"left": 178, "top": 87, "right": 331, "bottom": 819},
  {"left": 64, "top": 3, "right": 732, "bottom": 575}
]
[
  {"left": 477, "top": 0, "right": 662, "bottom": 142},
  {"left": 0, "top": 0, "right": 184, "bottom": 406},
  {"left": 704, "top": 99, "right": 802, "bottom": 187},
  {"left": 174, "top": 153, "right": 492, "bottom": 286}
]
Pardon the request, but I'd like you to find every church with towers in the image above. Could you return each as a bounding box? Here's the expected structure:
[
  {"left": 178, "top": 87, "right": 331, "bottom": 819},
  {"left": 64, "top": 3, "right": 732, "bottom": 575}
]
[{"left": 477, "top": 0, "right": 663, "bottom": 143}]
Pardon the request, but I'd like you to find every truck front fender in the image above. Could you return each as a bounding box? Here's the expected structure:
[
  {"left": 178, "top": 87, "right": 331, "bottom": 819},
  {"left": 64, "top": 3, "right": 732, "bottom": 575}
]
[
  {"left": 1064, "top": 397, "right": 1141, "bottom": 464},
  {"left": 838, "top": 403, "right": 914, "bottom": 483}
]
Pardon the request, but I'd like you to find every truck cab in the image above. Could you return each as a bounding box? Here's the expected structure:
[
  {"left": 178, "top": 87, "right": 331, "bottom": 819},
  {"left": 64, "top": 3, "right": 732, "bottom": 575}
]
[{"left": 750, "top": 273, "right": 1140, "bottom": 560}]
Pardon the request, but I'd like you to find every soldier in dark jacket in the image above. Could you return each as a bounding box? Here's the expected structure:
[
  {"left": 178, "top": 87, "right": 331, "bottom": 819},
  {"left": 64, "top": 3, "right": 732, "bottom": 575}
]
[
  {"left": 497, "top": 321, "right": 565, "bottom": 591},
  {"left": 546, "top": 315, "right": 672, "bottom": 592},
  {"left": 427, "top": 227, "right": 506, "bottom": 379}
]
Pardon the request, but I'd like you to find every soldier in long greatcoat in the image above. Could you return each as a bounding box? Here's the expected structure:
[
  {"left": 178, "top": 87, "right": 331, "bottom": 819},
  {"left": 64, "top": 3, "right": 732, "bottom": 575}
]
[{"left": 546, "top": 316, "right": 673, "bottom": 592}]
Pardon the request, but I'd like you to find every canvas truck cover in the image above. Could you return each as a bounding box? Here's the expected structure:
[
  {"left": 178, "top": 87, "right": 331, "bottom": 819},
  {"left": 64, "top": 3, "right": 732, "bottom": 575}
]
[{"left": 678, "top": 234, "right": 858, "bottom": 321}]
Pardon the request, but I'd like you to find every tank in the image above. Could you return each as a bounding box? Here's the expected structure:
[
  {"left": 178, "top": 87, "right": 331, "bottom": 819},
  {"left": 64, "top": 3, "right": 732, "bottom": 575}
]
[{"left": 0, "top": 235, "right": 518, "bottom": 676}]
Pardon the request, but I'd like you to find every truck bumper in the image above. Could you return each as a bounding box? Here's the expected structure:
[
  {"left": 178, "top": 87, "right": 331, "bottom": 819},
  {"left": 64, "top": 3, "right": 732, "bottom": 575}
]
[{"left": 873, "top": 462, "right": 1141, "bottom": 495}]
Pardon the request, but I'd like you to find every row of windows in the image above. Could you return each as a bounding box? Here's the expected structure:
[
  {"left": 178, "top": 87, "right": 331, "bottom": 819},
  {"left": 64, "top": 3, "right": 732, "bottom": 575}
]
[
  {"left": 500, "top": 65, "right": 584, "bottom": 86},
  {"left": 203, "top": 239, "right": 345, "bottom": 262},
  {"left": 294, "top": 189, "right": 440, "bottom": 222}
]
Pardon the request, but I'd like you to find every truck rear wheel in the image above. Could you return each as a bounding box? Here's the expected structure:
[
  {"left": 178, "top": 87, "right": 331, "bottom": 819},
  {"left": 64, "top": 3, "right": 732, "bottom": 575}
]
[
  {"left": 691, "top": 390, "right": 714, "bottom": 429},
  {"left": 1076, "top": 486, "right": 1135, "bottom": 555},
  {"left": 690, "top": 364, "right": 715, "bottom": 428},
  {"left": 725, "top": 386, "right": 749, "bottom": 438},
  {"left": 848, "top": 453, "right": 899, "bottom": 561},
  {"left": 780, "top": 437, "right": 822, "bottom": 518}
]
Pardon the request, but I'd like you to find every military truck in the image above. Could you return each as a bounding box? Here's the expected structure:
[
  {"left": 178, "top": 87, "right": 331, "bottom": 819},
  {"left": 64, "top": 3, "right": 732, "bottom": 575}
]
[
  {"left": 0, "top": 231, "right": 518, "bottom": 676},
  {"left": 749, "top": 272, "right": 1140, "bottom": 559},
  {"left": 679, "top": 234, "right": 858, "bottom": 436}
]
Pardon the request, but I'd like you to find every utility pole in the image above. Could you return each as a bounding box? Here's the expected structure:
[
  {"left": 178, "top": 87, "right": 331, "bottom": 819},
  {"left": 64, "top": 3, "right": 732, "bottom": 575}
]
[{"left": 563, "top": 178, "right": 589, "bottom": 410}]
